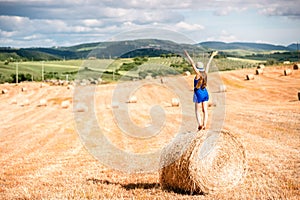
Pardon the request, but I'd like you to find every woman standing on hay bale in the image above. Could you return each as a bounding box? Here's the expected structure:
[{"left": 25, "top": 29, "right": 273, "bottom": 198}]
[{"left": 184, "top": 50, "right": 218, "bottom": 131}]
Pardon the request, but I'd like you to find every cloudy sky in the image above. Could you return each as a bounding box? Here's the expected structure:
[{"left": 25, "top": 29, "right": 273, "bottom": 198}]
[{"left": 0, "top": 0, "right": 299, "bottom": 47}]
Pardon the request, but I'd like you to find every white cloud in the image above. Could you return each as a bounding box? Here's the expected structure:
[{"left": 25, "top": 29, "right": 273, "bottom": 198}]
[{"left": 175, "top": 21, "right": 204, "bottom": 31}]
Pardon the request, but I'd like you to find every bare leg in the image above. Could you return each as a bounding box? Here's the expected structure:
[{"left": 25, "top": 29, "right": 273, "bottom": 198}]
[
  {"left": 195, "top": 103, "right": 202, "bottom": 130},
  {"left": 202, "top": 101, "right": 208, "bottom": 129}
]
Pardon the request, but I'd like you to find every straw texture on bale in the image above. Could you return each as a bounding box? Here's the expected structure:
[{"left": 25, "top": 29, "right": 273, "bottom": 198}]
[
  {"left": 293, "top": 64, "right": 299, "bottom": 70},
  {"left": 160, "top": 130, "right": 247, "bottom": 194},
  {"left": 256, "top": 69, "right": 263, "bottom": 75},
  {"left": 284, "top": 69, "right": 292, "bottom": 76},
  {"left": 246, "top": 74, "right": 254, "bottom": 80},
  {"left": 171, "top": 98, "right": 180, "bottom": 107}
]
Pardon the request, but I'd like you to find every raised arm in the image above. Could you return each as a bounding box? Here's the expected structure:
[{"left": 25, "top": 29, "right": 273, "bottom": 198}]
[
  {"left": 184, "top": 50, "right": 200, "bottom": 75},
  {"left": 205, "top": 51, "right": 218, "bottom": 73}
]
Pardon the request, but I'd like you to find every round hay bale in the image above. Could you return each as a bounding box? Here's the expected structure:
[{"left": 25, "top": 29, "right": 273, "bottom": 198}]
[
  {"left": 40, "top": 83, "right": 47, "bottom": 88},
  {"left": 160, "top": 130, "right": 247, "bottom": 194},
  {"left": 39, "top": 99, "right": 47, "bottom": 107},
  {"left": 1, "top": 89, "right": 8, "bottom": 94},
  {"left": 171, "top": 98, "right": 180, "bottom": 107},
  {"left": 21, "top": 99, "right": 30, "bottom": 106},
  {"left": 257, "top": 64, "right": 265, "bottom": 69},
  {"left": 246, "top": 74, "right": 254, "bottom": 80},
  {"left": 183, "top": 71, "right": 191, "bottom": 76},
  {"left": 21, "top": 87, "right": 27, "bottom": 92},
  {"left": 219, "top": 85, "right": 227, "bottom": 92},
  {"left": 293, "top": 64, "right": 299, "bottom": 70},
  {"left": 255, "top": 69, "right": 263, "bottom": 75},
  {"left": 128, "top": 96, "right": 137, "bottom": 103},
  {"left": 10, "top": 99, "right": 17, "bottom": 105},
  {"left": 74, "top": 103, "right": 88, "bottom": 112},
  {"left": 284, "top": 69, "right": 292, "bottom": 76},
  {"left": 61, "top": 100, "right": 70, "bottom": 109}
]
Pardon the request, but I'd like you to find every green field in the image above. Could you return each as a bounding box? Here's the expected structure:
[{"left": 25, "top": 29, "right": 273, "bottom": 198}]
[{"left": 0, "top": 56, "right": 266, "bottom": 83}]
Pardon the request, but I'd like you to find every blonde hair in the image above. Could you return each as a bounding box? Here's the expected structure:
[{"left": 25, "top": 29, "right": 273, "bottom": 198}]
[{"left": 196, "top": 72, "right": 207, "bottom": 89}]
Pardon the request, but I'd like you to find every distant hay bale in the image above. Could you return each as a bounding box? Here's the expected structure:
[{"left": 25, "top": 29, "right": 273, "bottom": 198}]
[
  {"left": 171, "top": 98, "right": 180, "bottom": 107},
  {"left": 74, "top": 103, "right": 88, "bottom": 112},
  {"left": 1, "top": 89, "right": 8, "bottom": 94},
  {"left": 160, "top": 130, "right": 247, "bottom": 195},
  {"left": 21, "top": 99, "right": 30, "bottom": 106},
  {"left": 293, "top": 64, "right": 299, "bottom": 70},
  {"left": 39, "top": 99, "right": 47, "bottom": 107},
  {"left": 10, "top": 99, "right": 17, "bottom": 105},
  {"left": 40, "top": 83, "right": 47, "bottom": 88},
  {"left": 111, "top": 102, "right": 119, "bottom": 109},
  {"left": 21, "top": 87, "right": 27, "bottom": 92},
  {"left": 61, "top": 100, "right": 70, "bottom": 109},
  {"left": 128, "top": 96, "right": 137, "bottom": 103},
  {"left": 284, "top": 69, "right": 292, "bottom": 76},
  {"left": 183, "top": 71, "right": 191, "bottom": 76},
  {"left": 257, "top": 64, "right": 265, "bottom": 69},
  {"left": 219, "top": 85, "right": 227, "bottom": 92},
  {"left": 246, "top": 74, "right": 254, "bottom": 80},
  {"left": 256, "top": 69, "right": 263, "bottom": 75},
  {"left": 67, "top": 85, "right": 73, "bottom": 90}
]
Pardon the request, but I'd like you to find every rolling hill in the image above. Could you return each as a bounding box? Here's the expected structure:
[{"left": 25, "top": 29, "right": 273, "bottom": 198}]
[{"left": 0, "top": 39, "right": 298, "bottom": 62}]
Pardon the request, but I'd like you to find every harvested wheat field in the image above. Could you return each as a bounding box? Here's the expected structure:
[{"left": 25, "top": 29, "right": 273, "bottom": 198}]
[{"left": 0, "top": 65, "right": 299, "bottom": 199}]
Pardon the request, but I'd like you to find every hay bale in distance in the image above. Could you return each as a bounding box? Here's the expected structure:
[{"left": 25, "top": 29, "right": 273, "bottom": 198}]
[
  {"left": 284, "top": 69, "right": 292, "bottom": 76},
  {"left": 39, "top": 99, "right": 47, "bottom": 107},
  {"left": 183, "top": 71, "right": 191, "bottom": 76},
  {"left": 10, "top": 99, "right": 17, "bottom": 104},
  {"left": 61, "top": 100, "right": 70, "bottom": 109},
  {"left": 21, "top": 87, "right": 27, "bottom": 92},
  {"left": 21, "top": 99, "right": 30, "bottom": 106},
  {"left": 171, "top": 98, "right": 180, "bottom": 107},
  {"left": 246, "top": 74, "right": 254, "bottom": 80},
  {"left": 256, "top": 69, "right": 263, "bottom": 75},
  {"left": 219, "top": 85, "right": 227, "bottom": 92},
  {"left": 74, "top": 103, "right": 88, "bottom": 112},
  {"left": 160, "top": 130, "right": 247, "bottom": 194},
  {"left": 1, "top": 89, "right": 8, "bottom": 94},
  {"left": 293, "top": 64, "right": 299, "bottom": 70},
  {"left": 128, "top": 96, "right": 137, "bottom": 103}
]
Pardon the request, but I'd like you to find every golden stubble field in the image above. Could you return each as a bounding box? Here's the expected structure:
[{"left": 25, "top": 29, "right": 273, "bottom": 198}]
[{"left": 0, "top": 65, "right": 299, "bottom": 199}]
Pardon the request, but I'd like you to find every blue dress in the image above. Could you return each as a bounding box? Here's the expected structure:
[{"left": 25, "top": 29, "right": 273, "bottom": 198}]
[{"left": 193, "top": 78, "right": 209, "bottom": 103}]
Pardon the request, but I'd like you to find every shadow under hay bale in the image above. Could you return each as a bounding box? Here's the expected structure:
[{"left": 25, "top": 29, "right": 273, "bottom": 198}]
[
  {"left": 284, "top": 69, "right": 292, "bottom": 76},
  {"left": 293, "top": 64, "right": 299, "bottom": 70},
  {"left": 160, "top": 130, "right": 247, "bottom": 195},
  {"left": 298, "top": 92, "right": 300, "bottom": 101}
]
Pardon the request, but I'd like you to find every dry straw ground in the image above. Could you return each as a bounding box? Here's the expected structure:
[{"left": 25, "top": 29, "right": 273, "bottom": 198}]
[{"left": 0, "top": 65, "right": 299, "bottom": 199}]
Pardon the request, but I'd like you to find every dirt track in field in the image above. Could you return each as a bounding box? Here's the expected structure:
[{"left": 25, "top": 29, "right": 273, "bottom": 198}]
[{"left": 0, "top": 65, "right": 299, "bottom": 199}]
